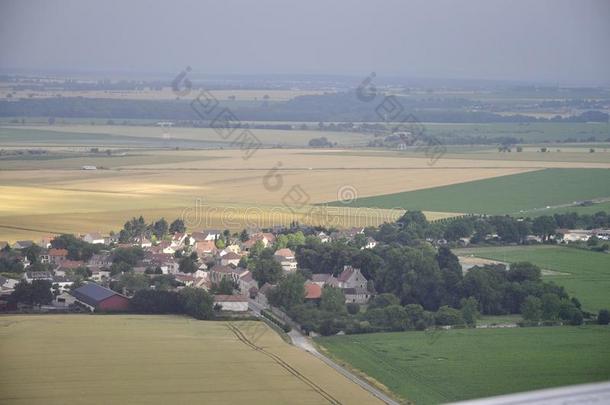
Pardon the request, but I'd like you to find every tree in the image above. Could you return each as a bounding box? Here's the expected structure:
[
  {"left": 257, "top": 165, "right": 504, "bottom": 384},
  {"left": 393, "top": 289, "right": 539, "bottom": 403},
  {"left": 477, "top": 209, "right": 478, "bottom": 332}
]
[
  {"left": 460, "top": 297, "right": 479, "bottom": 327},
  {"left": 532, "top": 216, "right": 557, "bottom": 241},
  {"left": 179, "top": 256, "right": 198, "bottom": 273},
  {"left": 507, "top": 262, "right": 541, "bottom": 283},
  {"left": 587, "top": 236, "right": 599, "bottom": 246},
  {"left": 112, "top": 246, "right": 144, "bottom": 266},
  {"left": 320, "top": 286, "right": 346, "bottom": 313},
  {"left": 541, "top": 293, "right": 561, "bottom": 320},
  {"left": 346, "top": 302, "right": 360, "bottom": 315},
  {"left": 404, "top": 304, "right": 432, "bottom": 330},
  {"left": 598, "top": 309, "right": 610, "bottom": 325},
  {"left": 169, "top": 219, "right": 186, "bottom": 234},
  {"left": 109, "top": 261, "right": 132, "bottom": 276},
  {"left": 212, "top": 277, "right": 235, "bottom": 295},
  {"left": 521, "top": 295, "right": 542, "bottom": 321},
  {"left": 178, "top": 288, "right": 214, "bottom": 320},
  {"left": 434, "top": 306, "right": 464, "bottom": 326},
  {"left": 251, "top": 257, "right": 282, "bottom": 286},
  {"left": 384, "top": 305, "right": 408, "bottom": 331},
  {"left": 369, "top": 293, "right": 400, "bottom": 310},
  {"left": 268, "top": 273, "right": 305, "bottom": 309},
  {"left": 130, "top": 290, "right": 181, "bottom": 313},
  {"left": 152, "top": 218, "right": 168, "bottom": 239},
  {"left": 116, "top": 273, "right": 149, "bottom": 295},
  {"left": 9, "top": 280, "right": 53, "bottom": 306},
  {"left": 239, "top": 229, "right": 249, "bottom": 242}
]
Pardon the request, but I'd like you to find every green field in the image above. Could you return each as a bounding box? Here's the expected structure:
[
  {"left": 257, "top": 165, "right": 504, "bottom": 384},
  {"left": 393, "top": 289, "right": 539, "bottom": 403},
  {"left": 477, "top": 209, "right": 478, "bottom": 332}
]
[
  {"left": 332, "top": 168, "right": 610, "bottom": 215},
  {"left": 0, "top": 315, "right": 382, "bottom": 405},
  {"left": 317, "top": 326, "right": 610, "bottom": 404},
  {"left": 456, "top": 245, "right": 610, "bottom": 312}
]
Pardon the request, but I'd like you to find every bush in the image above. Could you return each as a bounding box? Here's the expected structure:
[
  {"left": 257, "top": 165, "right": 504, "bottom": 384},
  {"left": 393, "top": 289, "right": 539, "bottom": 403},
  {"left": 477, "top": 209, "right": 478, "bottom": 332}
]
[
  {"left": 346, "top": 302, "right": 360, "bottom": 315},
  {"left": 434, "top": 306, "right": 465, "bottom": 326},
  {"left": 598, "top": 309, "right": 610, "bottom": 325},
  {"left": 261, "top": 309, "right": 291, "bottom": 333}
]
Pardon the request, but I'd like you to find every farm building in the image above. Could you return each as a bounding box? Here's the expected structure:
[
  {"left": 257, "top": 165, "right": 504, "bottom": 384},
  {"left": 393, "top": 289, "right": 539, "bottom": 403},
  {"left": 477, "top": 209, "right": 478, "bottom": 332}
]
[
  {"left": 213, "top": 295, "right": 248, "bottom": 312},
  {"left": 70, "top": 283, "right": 129, "bottom": 312}
]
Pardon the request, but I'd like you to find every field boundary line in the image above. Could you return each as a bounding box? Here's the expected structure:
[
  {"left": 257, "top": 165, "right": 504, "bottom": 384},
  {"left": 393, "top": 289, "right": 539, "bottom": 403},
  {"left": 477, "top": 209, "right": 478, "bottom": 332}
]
[{"left": 227, "top": 323, "right": 342, "bottom": 405}]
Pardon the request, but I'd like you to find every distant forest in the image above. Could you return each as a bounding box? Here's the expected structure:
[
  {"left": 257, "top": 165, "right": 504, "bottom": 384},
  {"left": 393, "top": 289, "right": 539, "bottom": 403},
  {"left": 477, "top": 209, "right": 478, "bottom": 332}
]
[{"left": 1, "top": 92, "right": 608, "bottom": 124}]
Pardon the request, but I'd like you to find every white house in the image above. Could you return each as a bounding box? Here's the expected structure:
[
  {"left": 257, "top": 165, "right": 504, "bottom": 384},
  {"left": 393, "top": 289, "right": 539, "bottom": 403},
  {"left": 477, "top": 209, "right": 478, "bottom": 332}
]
[
  {"left": 213, "top": 295, "right": 249, "bottom": 312},
  {"left": 558, "top": 229, "right": 593, "bottom": 242},
  {"left": 220, "top": 252, "right": 242, "bottom": 267},
  {"left": 82, "top": 233, "right": 105, "bottom": 245},
  {"left": 273, "top": 248, "right": 297, "bottom": 272},
  {"left": 337, "top": 266, "right": 372, "bottom": 304}
]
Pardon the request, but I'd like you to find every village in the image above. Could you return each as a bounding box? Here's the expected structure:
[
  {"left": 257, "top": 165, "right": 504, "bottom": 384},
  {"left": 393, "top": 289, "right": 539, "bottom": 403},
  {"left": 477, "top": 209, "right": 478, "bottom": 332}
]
[
  {"left": 0, "top": 223, "right": 380, "bottom": 317},
  {"left": 1, "top": 214, "right": 608, "bottom": 322}
]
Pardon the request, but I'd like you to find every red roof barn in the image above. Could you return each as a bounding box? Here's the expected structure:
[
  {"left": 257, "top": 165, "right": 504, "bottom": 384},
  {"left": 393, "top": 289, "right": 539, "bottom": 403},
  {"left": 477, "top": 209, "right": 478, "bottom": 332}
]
[{"left": 70, "top": 283, "right": 130, "bottom": 312}]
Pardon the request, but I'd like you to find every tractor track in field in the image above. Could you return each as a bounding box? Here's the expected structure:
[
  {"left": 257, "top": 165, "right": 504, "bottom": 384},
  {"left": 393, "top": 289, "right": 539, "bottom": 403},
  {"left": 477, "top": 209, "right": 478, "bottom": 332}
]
[{"left": 227, "top": 323, "right": 342, "bottom": 405}]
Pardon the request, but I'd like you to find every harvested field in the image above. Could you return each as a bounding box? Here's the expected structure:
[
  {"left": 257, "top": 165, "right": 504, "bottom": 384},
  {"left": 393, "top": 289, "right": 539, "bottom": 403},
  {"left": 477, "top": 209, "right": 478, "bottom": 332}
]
[{"left": 0, "top": 315, "right": 383, "bottom": 405}]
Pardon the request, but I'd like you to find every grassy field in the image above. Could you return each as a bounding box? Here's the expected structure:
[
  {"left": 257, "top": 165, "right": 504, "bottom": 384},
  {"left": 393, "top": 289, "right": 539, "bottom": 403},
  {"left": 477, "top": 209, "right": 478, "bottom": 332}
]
[
  {"left": 316, "top": 326, "right": 610, "bottom": 404},
  {"left": 455, "top": 245, "right": 610, "bottom": 312},
  {"left": 334, "top": 168, "right": 610, "bottom": 215},
  {"left": 0, "top": 315, "right": 382, "bottom": 405}
]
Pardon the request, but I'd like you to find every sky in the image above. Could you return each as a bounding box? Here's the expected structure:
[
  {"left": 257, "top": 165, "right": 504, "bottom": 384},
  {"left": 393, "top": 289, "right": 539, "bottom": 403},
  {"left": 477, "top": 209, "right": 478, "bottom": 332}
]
[{"left": 1, "top": 0, "right": 609, "bottom": 85}]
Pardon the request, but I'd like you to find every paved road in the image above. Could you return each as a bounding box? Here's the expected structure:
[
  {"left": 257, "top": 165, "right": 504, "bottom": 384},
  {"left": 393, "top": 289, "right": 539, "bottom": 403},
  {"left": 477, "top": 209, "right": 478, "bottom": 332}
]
[{"left": 249, "top": 299, "right": 400, "bottom": 405}]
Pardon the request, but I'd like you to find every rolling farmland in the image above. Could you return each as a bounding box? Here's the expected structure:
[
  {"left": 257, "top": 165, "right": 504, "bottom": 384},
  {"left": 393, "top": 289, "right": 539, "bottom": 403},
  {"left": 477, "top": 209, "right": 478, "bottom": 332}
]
[
  {"left": 2, "top": 123, "right": 610, "bottom": 241},
  {"left": 316, "top": 326, "right": 610, "bottom": 404},
  {"left": 0, "top": 315, "right": 383, "bottom": 405}
]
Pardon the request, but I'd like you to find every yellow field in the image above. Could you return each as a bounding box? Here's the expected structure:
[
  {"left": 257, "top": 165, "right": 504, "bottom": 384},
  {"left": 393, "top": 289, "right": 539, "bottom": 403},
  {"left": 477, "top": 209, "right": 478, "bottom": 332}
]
[
  {"left": 0, "top": 315, "right": 384, "bottom": 404},
  {"left": 3, "top": 144, "right": 610, "bottom": 242}
]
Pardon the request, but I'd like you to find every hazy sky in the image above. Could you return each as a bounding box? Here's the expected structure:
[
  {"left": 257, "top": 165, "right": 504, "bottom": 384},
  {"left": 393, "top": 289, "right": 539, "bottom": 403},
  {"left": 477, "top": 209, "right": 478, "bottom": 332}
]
[{"left": 1, "top": 0, "right": 609, "bottom": 84}]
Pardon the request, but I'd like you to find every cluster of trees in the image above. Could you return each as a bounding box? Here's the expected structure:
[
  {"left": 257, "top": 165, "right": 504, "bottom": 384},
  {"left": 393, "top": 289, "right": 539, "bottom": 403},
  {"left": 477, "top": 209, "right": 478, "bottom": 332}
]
[
  {"left": 51, "top": 234, "right": 102, "bottom": 261},
  {"left": 267, "top": 272, "right": 481, "bottom": 336},
  {"left": 130, "top": 288, "right": 214, "bottom": 320},
  {"left": 308, "top": 137, "right": 336, "bottom": 148},
  {"left": 264, "top": 211, "right": 591, "bottom": 334},
  {"left": 110, "top": 246, "right": 144, "bottom": 275},
  {"left": 8, "top": 280, "right": 54, "bottom": 306},
  {"left": 118, "top": 216, "right": 185, "bottom": 243},
  {"left": 369, "top": 210, "right": 610, "bottom": 247}
]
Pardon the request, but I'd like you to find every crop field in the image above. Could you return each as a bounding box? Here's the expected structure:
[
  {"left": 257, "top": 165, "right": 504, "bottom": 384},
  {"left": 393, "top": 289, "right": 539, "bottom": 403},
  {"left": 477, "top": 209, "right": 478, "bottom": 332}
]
[
  {"left": 335, "top": 168, "right": 610, "bottom": 215},
  {"left": 316, "top": 326, "right": 610, "bottom": 405},
  {"left": 0, "top": 145, "right": 540, "bottom": 241},
  {"left": 2, "top": 122, "right": 610, "bottom": 241},
  {"left": 455, "top": 245, "right": 610, "bottom": 312},
  {"left": 0, "top": 315, "right": 383, "bottom": 405}
]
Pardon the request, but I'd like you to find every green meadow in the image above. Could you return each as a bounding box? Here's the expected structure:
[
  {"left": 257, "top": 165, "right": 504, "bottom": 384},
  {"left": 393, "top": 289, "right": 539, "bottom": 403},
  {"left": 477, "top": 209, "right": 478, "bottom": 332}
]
[
  {"left": 317, "top": 326, "right": 610, "bottom": 404},
  {"left": 332, "top": 168, "right": 610, "bottom": 215}
]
